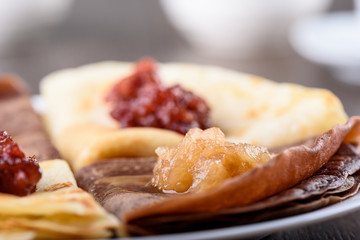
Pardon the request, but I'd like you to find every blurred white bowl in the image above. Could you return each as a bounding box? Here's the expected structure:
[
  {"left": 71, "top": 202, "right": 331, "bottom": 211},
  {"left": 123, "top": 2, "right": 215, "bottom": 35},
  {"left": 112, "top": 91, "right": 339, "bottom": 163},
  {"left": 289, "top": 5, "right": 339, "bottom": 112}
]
[
  {"left": 0, "top": 0, "right": 72, "bottom": 55},
  {"left": 160, "top": 0, "right": 332, "bottom": 59},
  {"left": 290, "top": 11, "right": 360, "bottom": 85}
]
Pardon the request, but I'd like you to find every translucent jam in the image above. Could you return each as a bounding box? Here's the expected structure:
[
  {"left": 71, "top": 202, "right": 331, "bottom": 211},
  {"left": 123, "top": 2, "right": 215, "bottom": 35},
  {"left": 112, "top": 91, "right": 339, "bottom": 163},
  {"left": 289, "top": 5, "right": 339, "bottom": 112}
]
[
  {"left": 0, "top": 131, "right": 42, "bottom": 196},
  {"left": 106, "top": 58, "right": 212, "bottom": 134},
  {"left": 152, "top": 128, "right": 271, "bottom": 193}
]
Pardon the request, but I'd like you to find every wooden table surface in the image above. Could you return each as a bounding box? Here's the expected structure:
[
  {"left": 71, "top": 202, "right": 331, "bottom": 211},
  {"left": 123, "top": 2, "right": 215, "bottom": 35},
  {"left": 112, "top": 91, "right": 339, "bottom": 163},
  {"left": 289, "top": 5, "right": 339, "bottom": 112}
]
[{"left": 1, "top": 1, "right": 359, "bottom": 239}]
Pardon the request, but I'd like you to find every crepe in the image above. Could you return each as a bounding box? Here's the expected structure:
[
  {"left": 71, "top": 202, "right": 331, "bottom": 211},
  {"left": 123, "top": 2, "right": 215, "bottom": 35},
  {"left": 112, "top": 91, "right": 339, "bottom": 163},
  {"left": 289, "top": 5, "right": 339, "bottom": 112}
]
[
  {"left": 0, "top": 76, "right": 121, "bottom": 238},
  {"left": 40, "top": 61, "right": 347, "bottom": 170},
  {"left": 74, "top": 117, "right": 360, "bottom": 235},
  {"left": 0, "top": 75, "right": 60, "bottom": 161},
  {"left": 75, "top": 157, "right": 157, "bottom": 191},
  {"left": 0, "top": 159, "right": 120, "bottom": 239}
]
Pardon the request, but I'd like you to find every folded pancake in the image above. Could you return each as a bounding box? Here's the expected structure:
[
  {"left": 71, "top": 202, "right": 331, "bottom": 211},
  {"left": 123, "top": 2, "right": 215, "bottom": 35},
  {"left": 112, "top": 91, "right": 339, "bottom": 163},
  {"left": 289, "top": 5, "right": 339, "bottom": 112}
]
[
  {"left": 40, "top": 61, "right": 347, "bottom": 170},
  {"left": 0, "top": 159, "right": 120, "bottom": 239},
  {"left": 126, "top": 173, "right": 360, "bottom": 235},
  {"left": 130, "top": 143, "right": 360, "bottom": 235},
  {"left": 75, "top": 157, "right": 157, "bottom": 191},
  {"left": 0, "top": 75, "right": 60, "bottom": 161},
  {"left": 74, "top": 117, "right": 360, "bottom": 235}
]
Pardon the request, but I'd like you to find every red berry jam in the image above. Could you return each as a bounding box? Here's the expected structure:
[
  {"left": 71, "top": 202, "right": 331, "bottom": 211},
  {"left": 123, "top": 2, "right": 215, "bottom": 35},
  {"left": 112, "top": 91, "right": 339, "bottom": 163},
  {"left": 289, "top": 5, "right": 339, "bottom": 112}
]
[
  {"left": 106, "top": 58, "right": 212, "bottom": 134},
  {"left": 0, "top": 131, "right": 42, "bottom": 196}
]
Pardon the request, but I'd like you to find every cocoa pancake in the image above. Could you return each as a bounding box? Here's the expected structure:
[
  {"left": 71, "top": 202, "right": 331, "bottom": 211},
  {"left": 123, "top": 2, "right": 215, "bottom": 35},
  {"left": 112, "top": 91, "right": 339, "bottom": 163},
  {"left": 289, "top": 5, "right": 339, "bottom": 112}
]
[
  {"left": 129, "top": 143, "right": 360, "bottom": 235},
  {"left": 75, "top": 157, "right": 157, "bottom": 191},
  {"left": 228, "top": 142, "right": 360, "bottom": 213},
  {"left": 126, "top": 173, "right": 360, "bottom": 235},
  {"left": 125, "top": 117, "right": 360, "bottom": 220},
  {"left": 75, "top": 157, "right": 161, "bottom": 219},
  {"left": 74, "top": 118, "right": 360, "bottom": 235},
  {"left": 0, "top": 75, "right": 60, "bottom": 161},
  {"left": 90, "top": 175, "right": 166, "bottom": 223}
]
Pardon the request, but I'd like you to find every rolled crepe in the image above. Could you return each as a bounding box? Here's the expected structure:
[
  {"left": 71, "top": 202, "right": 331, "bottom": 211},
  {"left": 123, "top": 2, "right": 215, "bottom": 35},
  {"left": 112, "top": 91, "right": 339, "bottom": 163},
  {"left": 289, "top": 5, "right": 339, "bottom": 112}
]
[
  {"left": 40, "top": 61, "right": 348, "bottom": 170},
  {"left": 0, "top": 159, "right": 120, "bottom": 239}
]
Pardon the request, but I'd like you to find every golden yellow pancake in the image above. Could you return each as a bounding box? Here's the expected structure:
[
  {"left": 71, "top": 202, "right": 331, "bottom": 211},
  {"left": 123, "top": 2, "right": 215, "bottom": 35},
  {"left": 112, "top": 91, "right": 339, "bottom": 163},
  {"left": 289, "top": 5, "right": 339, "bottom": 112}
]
[
  {"left": 40, "top": 61, "right": 347, "bottom": 170},
  {"left": 0, "top": 159, "right": 120, "bottom": 239}
]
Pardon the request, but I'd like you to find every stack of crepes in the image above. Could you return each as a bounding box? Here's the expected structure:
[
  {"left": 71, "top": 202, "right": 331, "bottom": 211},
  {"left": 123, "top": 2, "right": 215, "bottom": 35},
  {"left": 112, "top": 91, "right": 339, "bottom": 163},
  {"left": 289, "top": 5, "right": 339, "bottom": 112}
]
[
  {"left": 0, "top": 75, "right": 120, "bottom": 239},
  {"left": 0, "top": 160, "right": 119, "bottom": 239},
  {"left": 75, "top": 117, "right": 360, "bottom": 235},
  {"left": 38, "top": 60, "right": 360, "bottom": 236}
]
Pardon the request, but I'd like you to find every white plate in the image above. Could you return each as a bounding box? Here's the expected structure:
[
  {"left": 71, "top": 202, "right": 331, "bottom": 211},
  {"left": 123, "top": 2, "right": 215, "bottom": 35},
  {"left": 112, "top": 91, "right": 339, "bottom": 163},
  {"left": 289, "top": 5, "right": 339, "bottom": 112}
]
[{"left": 31, "top": 95, "right": 360, "bottom": 240}]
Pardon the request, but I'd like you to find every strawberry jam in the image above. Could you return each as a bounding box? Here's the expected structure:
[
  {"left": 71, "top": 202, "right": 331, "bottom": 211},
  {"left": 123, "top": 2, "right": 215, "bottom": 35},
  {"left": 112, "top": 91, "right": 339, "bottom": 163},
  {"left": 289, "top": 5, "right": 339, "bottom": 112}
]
[
  {"left": 0, "top": 131, "right": 42, "bottom": 196},
  {"left": 106, "top": 58, "right": 212, "bottom": 134}
]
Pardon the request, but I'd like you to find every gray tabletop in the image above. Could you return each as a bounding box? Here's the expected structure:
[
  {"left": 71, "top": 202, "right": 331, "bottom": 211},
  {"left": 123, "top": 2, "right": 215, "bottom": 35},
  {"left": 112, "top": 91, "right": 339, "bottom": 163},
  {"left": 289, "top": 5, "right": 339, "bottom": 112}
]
[{"left": 1, "top": 1, "right": 360, "bottom": 239}]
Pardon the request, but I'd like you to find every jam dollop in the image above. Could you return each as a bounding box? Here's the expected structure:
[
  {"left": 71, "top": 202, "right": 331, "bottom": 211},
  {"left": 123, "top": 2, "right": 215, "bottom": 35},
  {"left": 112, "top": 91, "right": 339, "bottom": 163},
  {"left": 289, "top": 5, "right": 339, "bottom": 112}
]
[
  {"left": 0, "top": 131, "right": 42, "bottom": 196},
  {"left": 106, "top": 58, "right": 212, "bottom": 134}
]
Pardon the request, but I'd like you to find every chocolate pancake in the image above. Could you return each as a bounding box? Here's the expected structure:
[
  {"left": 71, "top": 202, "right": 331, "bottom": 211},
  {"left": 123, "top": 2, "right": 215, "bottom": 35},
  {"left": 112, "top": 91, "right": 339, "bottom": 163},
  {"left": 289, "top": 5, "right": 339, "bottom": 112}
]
[
  {"left": 0, "top": 75, "right": 60, "bottom": 161},
  {"left": 75, "top": 158, "right": 161, "bottom": 219},
  {"left": 125, "top": 173, "right": 360, "bottom": 236},
  {"left": 132, "top": 143, "right": 360, "bottom": 235},
  {"left": 229, "top": 142, "right": 360, "bottom": 213},
  {"left": 75, "top": 119, "right": 360, "bottom": 236},
  {"left": 75, "top": 157, "right": 157, "bottom": 191}
]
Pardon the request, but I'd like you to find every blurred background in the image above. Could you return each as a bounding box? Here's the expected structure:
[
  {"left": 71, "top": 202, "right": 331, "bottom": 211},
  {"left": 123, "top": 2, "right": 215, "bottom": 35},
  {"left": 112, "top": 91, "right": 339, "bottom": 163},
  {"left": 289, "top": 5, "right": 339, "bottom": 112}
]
[{"left": 0, "top": 0, "right": 359, "bottom": 115}]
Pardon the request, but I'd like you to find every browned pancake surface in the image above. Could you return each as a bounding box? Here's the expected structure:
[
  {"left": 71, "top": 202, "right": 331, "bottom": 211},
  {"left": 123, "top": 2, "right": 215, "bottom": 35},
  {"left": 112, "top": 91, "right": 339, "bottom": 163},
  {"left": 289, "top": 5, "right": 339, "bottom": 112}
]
[
  {"left": 75, "top": 117, "right": 360, "bottom": 235},
  {"left": 125, "top": 117, "right": 360, "bottom": 221},
  {"left": 75, "top": 157, "right": 157, "bottom": 191}
]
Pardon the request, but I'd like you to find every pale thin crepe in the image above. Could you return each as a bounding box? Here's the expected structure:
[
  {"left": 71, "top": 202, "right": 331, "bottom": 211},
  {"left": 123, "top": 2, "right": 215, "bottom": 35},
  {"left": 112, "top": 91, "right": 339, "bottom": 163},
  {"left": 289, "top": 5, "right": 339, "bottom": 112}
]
[
  {"left": 0, "top": 159, "right": 120, "bottom": 239},
  {"left": 40, "top": 61, "right": 348, "bottom": 170}
]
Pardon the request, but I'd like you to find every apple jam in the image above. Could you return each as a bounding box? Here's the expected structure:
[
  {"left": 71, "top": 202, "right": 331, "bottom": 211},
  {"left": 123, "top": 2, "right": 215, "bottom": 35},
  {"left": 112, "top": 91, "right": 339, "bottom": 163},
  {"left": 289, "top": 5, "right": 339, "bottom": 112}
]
[
  {"left": 0, "top": 131, "right": 42, "bottom": 196},
  {"left": 151, "top": 128, "right": 271, "bottom": 193},
  {"left": 106, "top": 58, "right": 212, "bottom": 134}
]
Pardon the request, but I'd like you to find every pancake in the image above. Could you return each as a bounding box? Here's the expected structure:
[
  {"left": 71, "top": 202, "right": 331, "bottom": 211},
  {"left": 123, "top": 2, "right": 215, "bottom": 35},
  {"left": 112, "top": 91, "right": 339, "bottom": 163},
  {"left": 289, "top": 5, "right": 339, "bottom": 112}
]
[
  {"left": 75, "top": 157, "right": 157, "bottom": 191},
  {"left": 40, "top": 61, "right": 348, "bottom": 170},
  {"left": 0, "top": 75, "right": 60, "bottom": 161},
  {"left": 74, "top": 117, "right": 360, "bottom": 235},
  {"left": 0, "top": 159, "right": 120, "bottom": 239},
  {"left": 0, "top": 76, "right": 121, "bottom": 238}
]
